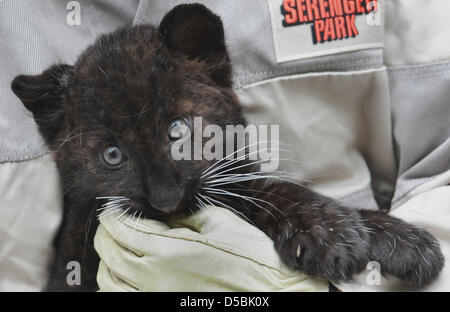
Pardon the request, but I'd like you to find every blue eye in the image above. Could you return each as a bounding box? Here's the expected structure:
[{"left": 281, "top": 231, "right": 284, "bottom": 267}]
[
  {"left": 102, "top": 146, "right": 125, "bottom": 167},
  {"left": 168, "top": 118, "right": 190, "bottom": 140}
]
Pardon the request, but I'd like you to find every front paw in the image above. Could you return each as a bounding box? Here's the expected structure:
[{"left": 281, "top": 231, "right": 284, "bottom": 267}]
[
  {"left": 360, "top": 210, "right": 445, "bottom": 287},
  {"left": 275, "top": 206, "right": 370, "bottom": 282}
]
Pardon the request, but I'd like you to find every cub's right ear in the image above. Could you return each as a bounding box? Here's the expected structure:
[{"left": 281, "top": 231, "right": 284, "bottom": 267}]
[
  {"left": 11, "top": 64, "right": 72, "bottom": 144},
  {"left": 159, "top": 4, "right": 231, "bottom": 87}
]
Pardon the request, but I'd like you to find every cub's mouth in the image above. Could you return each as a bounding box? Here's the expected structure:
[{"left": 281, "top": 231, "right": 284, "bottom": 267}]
[{"left": 96, "top": 195, "right": 195, "bottom": 222}]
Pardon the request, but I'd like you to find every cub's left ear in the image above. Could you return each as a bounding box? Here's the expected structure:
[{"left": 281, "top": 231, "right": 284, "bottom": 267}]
[
  {"left": 11, "top": 64, "right": 72, "bottom": 144},
  {"left": 159, "top": 4, "right": 231, "bottom": 87}
]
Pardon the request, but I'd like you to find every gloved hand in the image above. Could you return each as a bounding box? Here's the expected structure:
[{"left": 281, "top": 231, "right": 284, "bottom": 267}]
[{"left": 94, "top": 205, "right": 328, "bottom": 292}]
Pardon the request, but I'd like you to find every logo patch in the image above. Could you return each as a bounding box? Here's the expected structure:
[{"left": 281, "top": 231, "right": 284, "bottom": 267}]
[{"left": 268, "top": 0, "right": 383, "bottom": 63}]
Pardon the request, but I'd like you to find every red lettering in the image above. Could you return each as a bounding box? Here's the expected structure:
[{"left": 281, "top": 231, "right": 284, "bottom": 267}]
[
  {"left": 329, "top": 0, "right": 343, "bottom": 17},
  {"left": 323, "top": 18, "right": 336, "bottom": 41},
  {"left": 343, "top": 0, "right": 355, "bottom": 14},
  {"left": 319, "top": 0, "right": 329, "bottom": 19},
  {"left": 306, "top": 0, "right": 320, "bottom": 21},
  {"left": 345, "top": 14, "right": 358, "bottom": 36},
  {"left": 283, "top": 0, "right": 298, "bottom": 24},
  {"left": 314, "top": 19, "right": 325, "bottom": 42},
  {"left": 282, "top": 0, "right": 374, "bottom": 44},
  {"left": 356, "top": 0, "right": 366, "bottom": 13},
  {"left": 334, "top": 16, "right": 347, "bottom": 38},
  {"left": 296, "top": 0, "right": 307, "bottom": 23},
  {"left": 366, "top": 0, "right": 378, "bottom": 12}
]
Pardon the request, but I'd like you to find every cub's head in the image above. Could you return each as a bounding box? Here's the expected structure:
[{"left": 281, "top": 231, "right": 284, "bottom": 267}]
[{"left": 12, "top": 4, "right": 249, "bottom": 220}]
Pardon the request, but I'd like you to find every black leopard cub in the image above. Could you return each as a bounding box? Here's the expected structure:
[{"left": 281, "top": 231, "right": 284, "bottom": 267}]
[{"left": 12, "top": 4, "right": 444, "bottom": 291}]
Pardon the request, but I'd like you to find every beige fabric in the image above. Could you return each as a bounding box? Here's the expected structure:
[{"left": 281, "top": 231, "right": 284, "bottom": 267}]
[
  {"left": 236, "top": 68, "right": 395, "bottom": 209},
  {"left": 95, "top": 206, "right": 328, "bottom": 292},
  {"left": 391, "top": 170, "right": 450, "bottom": 210},
  {"left": 384, "top": 0, "right": 450, "bottom": 66},
  {"left": 0, "top": 154, "right": 62, "bottom": 291}
]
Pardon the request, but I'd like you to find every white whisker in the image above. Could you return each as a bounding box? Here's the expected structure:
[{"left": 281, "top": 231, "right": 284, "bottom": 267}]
[
  {"left": 205, "top": 157, "right": 304, "bottom": 181},
  {"left": 96, "top": 196, "right": 129, "bottom": 200},
  {"left": 198, "top": 194, "right": 256, "bottom": 226},
  {"left": 97, "top": 203, "right": 126, "bottom": 211},
  {"left": 116, "top": 207, "right": 131, "bottom": 220},
  {"left": 201, "top": 141, "right": 290, "bottom": 178},
  {"left": 204, "top": 187, "right": 283, "bottom": 213},
  {"left": 207, "top": 173, "right": 306, "bottom": 188},
  {"left": 201, "top": 147, "right": 291, "bottom": 179},
  {"left": 204, "top": 188, "right": 282, "bottom": 220},
  {"left": 98, "top": 208, "right": 122, "bottom": 219}
]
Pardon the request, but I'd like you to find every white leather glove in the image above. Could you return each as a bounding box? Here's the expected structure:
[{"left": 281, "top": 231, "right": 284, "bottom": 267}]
[{"left": 94, "top": 205, "right": 328, "bottom": 292}]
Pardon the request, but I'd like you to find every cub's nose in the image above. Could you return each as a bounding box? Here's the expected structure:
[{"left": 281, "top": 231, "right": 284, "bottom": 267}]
[{"left": 149, "top": 189, "right": 184, "bottom": 214}]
